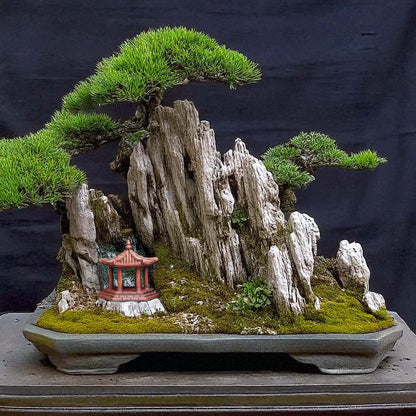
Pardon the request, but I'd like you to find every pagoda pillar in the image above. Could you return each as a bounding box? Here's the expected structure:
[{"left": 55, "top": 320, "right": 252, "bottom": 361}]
[
  {"left": 117, "top": 268, "right": 122, "bottom": 291},
  {"left": 108, "top": 268, "right": 113, "bottom": 290},
  {"left": 144, "top": 267, "right": 149, "bottom": 289},
  {"left": 135, "top": 268, "right": 142, "bottom": 290}
]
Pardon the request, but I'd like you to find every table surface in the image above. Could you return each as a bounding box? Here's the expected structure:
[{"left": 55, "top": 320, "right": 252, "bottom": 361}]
[{"left": 1, "top": 312, "right": 415, "bottom": 415}]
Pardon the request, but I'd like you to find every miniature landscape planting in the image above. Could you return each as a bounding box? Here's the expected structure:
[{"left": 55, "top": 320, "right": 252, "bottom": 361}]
[
  {"left": 38, "top": 248, "right": 393, "bottom": 335},
  {"left": 1, "top": 27, "right": 393, "bottom": 337}
]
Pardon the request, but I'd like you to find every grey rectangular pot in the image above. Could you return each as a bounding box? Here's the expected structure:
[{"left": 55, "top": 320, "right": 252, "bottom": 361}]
[{"left": 23, "top": 311, "right": 403, "bottom": 375}]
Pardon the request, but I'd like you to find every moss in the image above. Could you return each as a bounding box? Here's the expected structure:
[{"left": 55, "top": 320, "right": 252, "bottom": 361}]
[
  {"left": 279, "top": 187, "right": 297, "bottom": 215},
  {"left": 312, "top": 256, "right": 339, "bottom": 286},
  {"left": 37, "top": 307, "right": 181, "bottom": 334},
  {"left": 38, "top": 247, "right": 394, "bottom": 335}
]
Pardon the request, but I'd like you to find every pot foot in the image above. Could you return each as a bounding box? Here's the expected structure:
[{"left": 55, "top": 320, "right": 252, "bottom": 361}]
[
  {"left": 47, "top": 353, "right": 141, "bottom": 375},
  {"left": 290, "top": 351, "right": 390, "bottom": 374}
]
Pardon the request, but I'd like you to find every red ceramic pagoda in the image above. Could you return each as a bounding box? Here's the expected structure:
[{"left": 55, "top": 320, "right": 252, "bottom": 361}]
[{"left": 97, "top": 240, "right": 160, "bottom": 302}]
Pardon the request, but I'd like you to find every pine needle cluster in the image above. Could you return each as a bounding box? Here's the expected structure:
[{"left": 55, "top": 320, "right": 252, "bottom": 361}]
[
  {"left": 62, "top": 27, "right": 261, "bottom": 112},
  {"left": 0, "top": 27, "right": 260, "bottom": 210},
  {"left": 262, "top": 131, "right": 387, "bottom": 189}
]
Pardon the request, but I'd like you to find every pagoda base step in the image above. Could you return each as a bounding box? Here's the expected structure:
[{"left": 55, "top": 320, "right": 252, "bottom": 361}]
[
  {"left": 96, "top": 297, "right": 166, "bottom": 317},
  {"left": 97, "top": 288, "right": 159, "bottom": 302}
]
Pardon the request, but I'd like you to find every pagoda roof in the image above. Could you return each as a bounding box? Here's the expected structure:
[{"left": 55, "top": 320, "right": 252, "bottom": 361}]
[{"left": 99, "top": 240, "right": 158, "bottom": 268}]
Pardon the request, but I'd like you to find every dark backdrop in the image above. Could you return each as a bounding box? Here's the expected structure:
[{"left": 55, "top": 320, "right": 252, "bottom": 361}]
[{"left": 1, "top": 1, "right": 415, "bottom": 329}]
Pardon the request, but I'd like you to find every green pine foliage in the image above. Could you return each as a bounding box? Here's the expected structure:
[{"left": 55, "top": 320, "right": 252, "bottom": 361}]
[
  {"left": 62, "top": 27, "right": 261, "bottom": 112},
  {"left": 45, "top": 111, "right": 118, "bottom": 153},
  {"left": 0, "top": 132, "right": 86, "bottom": 210},
  {"left": 0, "top": 111, "right": 117, "bottom": 209},
  {"left": 0, "top": 27, "right": 260, "bottom": 210},
  {"left": 262, "top": 131, "right": 387, "bottom": 188}
]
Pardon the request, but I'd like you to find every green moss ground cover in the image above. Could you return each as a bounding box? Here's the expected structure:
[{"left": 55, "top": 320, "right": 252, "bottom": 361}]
[{"left": 37, "top": 246, "right": 394, "bottom": 335}]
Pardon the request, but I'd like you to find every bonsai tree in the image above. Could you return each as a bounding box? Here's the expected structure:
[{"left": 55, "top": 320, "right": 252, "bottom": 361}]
[
  {"left": 262, "top": 131, "right": 386, "bottom": 213},
  {"left": 1, "top": 27, "right": 393, "bottom": 340},
  {"left": 0, "top": 27, "right": 260, "bottom": 211}
]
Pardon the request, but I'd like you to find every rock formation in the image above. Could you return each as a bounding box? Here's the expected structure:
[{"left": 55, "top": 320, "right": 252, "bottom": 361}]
[
  {"left": 127, "top": 100, "right": 320, "bottom": 314},
  {"left": 56, "top": 186, "right": 120, "bottom": 307},
  {"left": 336, "top": 240, "right": 386, "bottom": 312},
  {"left": 336, "top": 240, "right": 370, "bottom": 293},
  {"left": 56, "top": 99, "right": 386, "bottom": 317}
]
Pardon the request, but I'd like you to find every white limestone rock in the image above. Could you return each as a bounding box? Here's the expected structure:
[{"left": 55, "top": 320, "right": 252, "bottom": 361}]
[
  {"left": 61, "top": 184, "right": 127, "bottom": 298},
  {"left": 62, "top": 184, "right": 101, "bottom": 295},
  {"left": 287, "top": 212, "right": 320, "bottom": 304},
  {"left": 63, "top": 185, "right": 100, "bottom": 294},
  {"left": 336, "top": 240, "right": 370, "bottom": 293},
  {"left": 77, "top": 258, "right": 100, "bottom": 294},
  {"left": 96, "top": 298, "right": 166, "bottom": 318},
  {"left": 223, "top": 139, "right": 285, "bottom": 240},
  {"left": 58, "top": 290, "right": 77, "bottom": 313},
  {"left": 363, "top": 291, "right": 386, "bottom": 313},
  {"left": 67, "top": 184, "right": 96, "bottom": 243},
  {"left": 266, "top": 245, "right": 306, "bottom": 314},
  {"left": 125, "top": 100, "right": 324, "bottom": 314},
  {"left": 89, "top": 189, "right": 121, "bottom": 243},
  {"left": 127, "top": 100, "right": 286, "bottom": 289},
  {"left": 127, "top": 141, "right": 157, "bottom": 250},
  {"left": 128, "top": 101, "right": 254, "bottom": 286}
]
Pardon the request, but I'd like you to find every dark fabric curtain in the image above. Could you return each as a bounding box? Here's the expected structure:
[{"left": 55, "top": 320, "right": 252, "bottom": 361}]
[{"left": 0, "top": 0, "right": 415, "bottom": 329}]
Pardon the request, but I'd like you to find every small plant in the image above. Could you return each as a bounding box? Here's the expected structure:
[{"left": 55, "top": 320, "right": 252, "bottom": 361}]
[
  {"left": 125, "top": 130, "right": 149, "bottom": 146},
  {"left": 231, "top": 205, "right": 248, "bottom": 227},
  {"left": 229, "top": 279, "right": 273, "bottom": 312}
]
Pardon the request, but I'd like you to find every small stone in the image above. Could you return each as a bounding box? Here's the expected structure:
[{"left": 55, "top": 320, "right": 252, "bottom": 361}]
[
  {"left": 336, "top": 240, "right": 370, "bottom": 293},
  {"left": 37, "top": 290, "right": 56, "bottom": 309},
  {"left": 58, "top": 290, "right": 76, "bottom": 313},
  {"left": 96, "top": 298, "right": 166, "bottom": 318},
  {"left": 363, "top": 291, "right": 386, "bottom": 313}
]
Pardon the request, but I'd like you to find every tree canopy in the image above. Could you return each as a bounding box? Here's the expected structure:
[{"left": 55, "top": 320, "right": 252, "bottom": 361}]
[
  {"left": 0, "top": 27, "right": 261, "bottom": 211},
  {"left": 262, "top": 131, "right": 387, "bottom": 189},
  {"left": 63, "top": 27, "right": 261, "bottom": 112}
]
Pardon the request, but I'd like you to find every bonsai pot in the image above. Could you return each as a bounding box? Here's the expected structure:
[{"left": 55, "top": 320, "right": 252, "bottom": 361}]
[{"left": 23, "top": 310, "right": 403, "bottom": 375}]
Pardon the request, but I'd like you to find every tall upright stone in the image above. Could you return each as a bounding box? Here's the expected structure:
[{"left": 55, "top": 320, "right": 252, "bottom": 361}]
[{"left": 127, "top": 100, "right": 321, "bottom": 314}]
